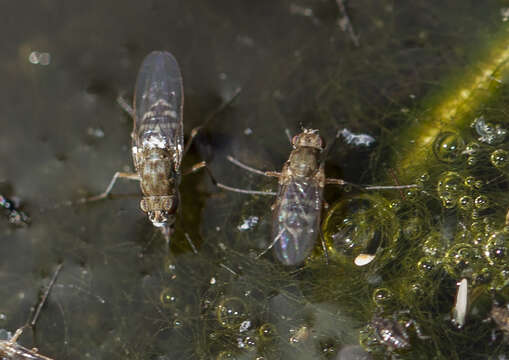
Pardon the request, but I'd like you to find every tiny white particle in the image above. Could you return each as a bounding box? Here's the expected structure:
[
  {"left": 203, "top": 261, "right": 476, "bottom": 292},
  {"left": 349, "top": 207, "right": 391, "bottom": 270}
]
[
  {"left": 210, "top": 277, "right": 216, "bottom": 285},
  {"left": 239, "top": 320, "right": 251, "bottom": 332},
  {"left": 244, "top": 128, "right": 253, "bottom": 136},
  {"left": 354, "top": 253, "right": 375, "bottom": 266},
  {"left": 28, "top": 51, "right": 51, "bottom": 65}
]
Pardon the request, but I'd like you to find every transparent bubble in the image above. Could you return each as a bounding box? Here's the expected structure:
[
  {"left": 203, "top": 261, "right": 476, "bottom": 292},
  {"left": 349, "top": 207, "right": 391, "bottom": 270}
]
[
  {"left": 464, "top": 176, "right": 477, "bottom": 188},
  {"left": 490, "top": 149, "right": 509, "bottom": 169},
  {"left": 472, "top": 116, "right": 507, "bottom": 145},
  {"left": 466, "top": 156, "right": 478, "bottom": 166},
  {"left": 474, "top": 195, "right": 489, "bottom": 210},
  {"left": 259, "top": 323, "right": 277, "bottom": 341},
  {"left": 372, "top": 288, "right": 394, "bottom": 307},
  {"left": 463, "top": 141, "right": 481, "bottom": 155},
  {"left": 417, "top": 256, "right": 437, "bottom": 275},
  {"left": 433, "top": 131, "right": 465, "bottom": 162},
  {"left": 216, "top": 297, "right": 249, "bottom": 328},
  {"left": 402, "top": 216, "right": 424, "bottom": 240},
  {"left": 484, "top": 231, "right": 509, "bottom": 266},
  {"left": 458, "top": 196, "right": 474, "bottom": 210},
  {"left": 422, "top": 232, "right": 446, "bottom": 257},
  {"left": 443, "top": 243, "right": 479, "bottom": 278},
  {"left": 160, "top": 287, "right": 178, "bottom": 308},
  {"left": 322, "top": 194, "right": 399, "bottom": 264},
  {"left": 437, "top": 172, "right": 464, "bottom": 208}
]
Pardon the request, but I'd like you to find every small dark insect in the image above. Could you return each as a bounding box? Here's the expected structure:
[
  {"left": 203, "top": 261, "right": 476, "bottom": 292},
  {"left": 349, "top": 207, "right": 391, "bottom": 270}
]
[
  {"left": 83, "top": 51, "right": 239, "bottom": 245},
  {"left": 0, "top": 264, "right": 62, "bottom": 360},
  {"left": 0, "top": 194, "right": 30, "bottom": 226},
  {"left": 214, "top": 129, "right": 413, "bottom": 265},
  {"left": 368, "top": 311, "right": 428, "bottom": 353}
]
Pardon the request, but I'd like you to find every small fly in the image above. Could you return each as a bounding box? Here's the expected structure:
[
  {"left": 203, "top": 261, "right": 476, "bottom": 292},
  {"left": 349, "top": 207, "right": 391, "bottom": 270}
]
[
  {"left": 213, "top": 128, "right": 414, "bottom": 265},
  {"left": 83, "top": 51, "right": 239, "bottom": 245}
]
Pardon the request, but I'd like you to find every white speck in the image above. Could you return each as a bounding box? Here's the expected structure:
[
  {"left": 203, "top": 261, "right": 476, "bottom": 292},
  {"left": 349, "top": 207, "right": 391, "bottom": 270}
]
[
  {"left": 216, "top": 226, "right": 221, "bottom": 232},
  {"left": 219, "top": 73, "right": 227, "bottom": 80},
  {"left": 17, "top": 292, "right": 25, "bottom": 300},
  {"left": 409, "top": 94, "right": 416, "bottom": 99},
  {"left": 400, "top": 107, "right": 409, "bottom": 113},
  {"left": 354, "top": 253, "right": 375, "bottom": 266},
  {"left": 87, "top": 127, "right": 105, "bottom": 138},
  {"left": 236, "top": 35, "right": 254, "bottom": 47},
  {"left": 237, "top": 216, "right": 259, "bottom": 231},
  {"left": 0, "top": 314, "right": 6, "bottom": 321},
  {"left": 338, "top": 128, "right": 376, "bottom": 147},
  {"left": 237, "top": 337, "right": 245, "bottom": 348},
  {"left": 210, "top": 277, "right": 216, "bottom": 285},
  {"left": 290, "top": 4, "right": 313, "bottom": 17},
  {"left": 502, "top": 8, "right": 509, "bottom": 21},
  {"left": 28, "top": 51, "right": 51, "bottom": 65},
  {"left": 218, "top": 242, "right": 226, "bottom": 251},
  {"left": 244, "top": 128, "right": 253, "bottom": 136},
  {"left": 143, "top": 134, "right": 168, "bottom": 149},
  {"left": 239, "top": 320, "right": 251, "bottom": 333}
]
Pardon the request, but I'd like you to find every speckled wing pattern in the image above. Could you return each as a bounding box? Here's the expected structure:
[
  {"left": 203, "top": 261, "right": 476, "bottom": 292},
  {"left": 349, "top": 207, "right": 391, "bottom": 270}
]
[
  {"left": 133, "top": 51, "right": 184, "bottom": 170},
  {"left": 272, "top": 178, "right": 322, "bottom": 265}
]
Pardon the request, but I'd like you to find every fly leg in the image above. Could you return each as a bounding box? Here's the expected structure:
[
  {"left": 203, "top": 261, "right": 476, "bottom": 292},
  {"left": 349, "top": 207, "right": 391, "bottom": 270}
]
[
  {"left": 226, "top": 155, "right": 281, "bottom": 178},
  {"left": 319, "top": 228, "right": 329, "bottom": 265},
  {"left": 256, "top": 229, "right": 284, "bottom": 259},
  {"left": 183, "top": 87, "right": 243, "bottom": 156},
  {"left": 81, "top": 172, "right": 140, "bottom": 203},
  {"left": 184, "top": 160, "right": 277, "bottom": 196},
  {"left": 116, "top": 94, "right": 135, "bottom": 118}
]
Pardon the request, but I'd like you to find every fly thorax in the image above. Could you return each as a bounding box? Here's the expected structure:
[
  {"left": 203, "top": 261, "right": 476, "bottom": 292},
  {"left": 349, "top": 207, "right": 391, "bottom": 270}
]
[
  {"left": 288, "top": 148, "right": 319, "bottom": 177},
  {"left": 138, "top": 149, "right": 177, "bottom": 196},
  {"left": 140, "top": 195, "right": 178, "bottom": 227}
]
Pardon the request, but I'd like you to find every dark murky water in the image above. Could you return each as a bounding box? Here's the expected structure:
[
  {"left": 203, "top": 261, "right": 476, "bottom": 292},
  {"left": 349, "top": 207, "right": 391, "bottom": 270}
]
[{"left": 0, "top": 1, "right": 506, "bottom": 359}]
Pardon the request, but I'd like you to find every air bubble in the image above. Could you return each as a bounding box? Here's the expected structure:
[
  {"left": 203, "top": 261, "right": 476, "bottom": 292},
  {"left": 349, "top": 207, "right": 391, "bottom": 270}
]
[
  {"left": 432, "top": 131, "right": 465, "bottom": 162},
  {"left": 490, "top": 149, "right": 509, "bottom": 169},
  {"left": 484, "top": 231, "right": 509, "bottom": 266}
]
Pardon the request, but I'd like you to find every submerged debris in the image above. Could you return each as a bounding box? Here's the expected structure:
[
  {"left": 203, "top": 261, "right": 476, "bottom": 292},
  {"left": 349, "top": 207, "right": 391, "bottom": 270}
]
[{"left": 0, "top": 194, "right": 30, "bottom": 226}]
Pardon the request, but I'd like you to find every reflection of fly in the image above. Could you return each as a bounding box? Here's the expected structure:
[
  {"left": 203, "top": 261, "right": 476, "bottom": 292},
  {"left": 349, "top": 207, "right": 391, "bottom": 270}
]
[
  {"left": 216, "top": 129, "right": 413, "bottom": 265},
  {"left": 87, "top": 51, "right": 184, "bottom": 241}
]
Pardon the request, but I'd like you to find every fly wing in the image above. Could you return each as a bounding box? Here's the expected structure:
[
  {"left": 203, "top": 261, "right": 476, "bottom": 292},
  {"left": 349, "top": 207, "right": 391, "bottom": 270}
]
[
  {"left": 272, "top": 178, "right": 322, "bottom": 265},
  {"left": 133, "top": 51, "right": 184, "bottom": 168}
]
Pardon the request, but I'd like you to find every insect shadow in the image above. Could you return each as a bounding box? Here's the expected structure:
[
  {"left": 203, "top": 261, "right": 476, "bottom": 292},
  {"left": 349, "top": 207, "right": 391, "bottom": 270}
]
[{"left": 210, "top": 128, "right": 415, "bottom": 266}]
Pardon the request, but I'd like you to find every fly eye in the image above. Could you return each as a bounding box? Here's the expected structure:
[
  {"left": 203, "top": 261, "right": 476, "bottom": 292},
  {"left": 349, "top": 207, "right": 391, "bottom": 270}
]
[
  {"left": 292, "top": 135, "right": 299, "bottom": 146},
  {"left": 140, "top": 199, "right": 148, "bottom": 212}
]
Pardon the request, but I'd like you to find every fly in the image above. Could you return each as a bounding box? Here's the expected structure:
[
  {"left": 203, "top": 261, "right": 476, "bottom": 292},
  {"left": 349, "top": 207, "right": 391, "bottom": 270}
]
[
  {"left": 82, "top": 51, "right": 240, "bottom": 245},
  {"left": 213, "top": 128, "right": 414, "bottom": 265}
]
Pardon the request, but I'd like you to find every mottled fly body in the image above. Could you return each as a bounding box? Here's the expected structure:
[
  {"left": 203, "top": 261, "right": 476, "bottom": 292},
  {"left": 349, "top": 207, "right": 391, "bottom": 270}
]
[
  {"left": 86, "top": 51, "right": 184, "bottom": 239},
  {"left": 267, "top": 129, "right": 327, "bottom": 265},
  {"left": 216, "top": 129, "right": 337, "bottom": 265},
  {"left": 216, "top": 128, "right": 414, "bottom": 266}
]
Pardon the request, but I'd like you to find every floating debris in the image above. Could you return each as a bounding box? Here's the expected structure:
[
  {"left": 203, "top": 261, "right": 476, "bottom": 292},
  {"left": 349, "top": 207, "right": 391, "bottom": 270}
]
[
  {"left": 338, "top": 128, "right": 376, "bottom": 147},
  {"left": 28, "top": 51, "right": 51, "bottom": 66},
  {"left": 0, "top": 194, "right": 30, "bottom": 226}
]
